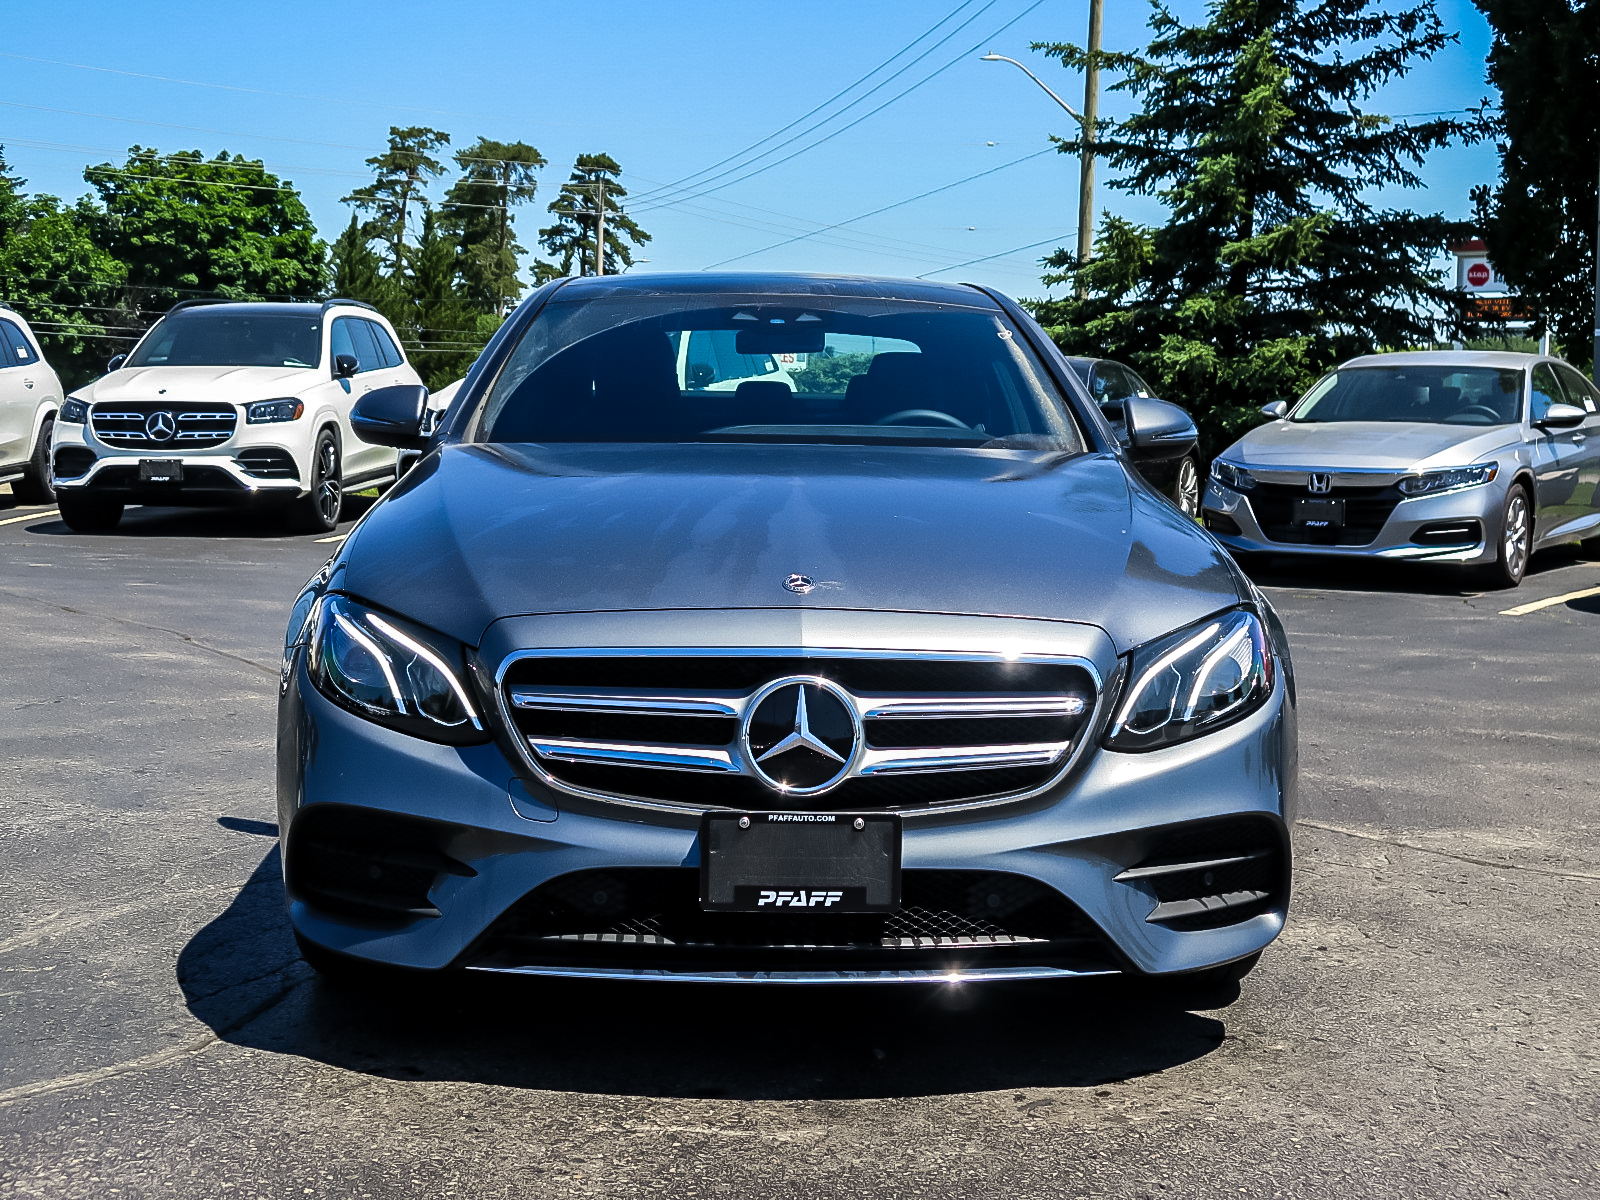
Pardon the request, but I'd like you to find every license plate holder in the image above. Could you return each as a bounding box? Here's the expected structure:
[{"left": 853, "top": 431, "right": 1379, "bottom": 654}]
[
  {"left": 139, "top": 459, "right": 183, "bottom": 483},
  {"left": 1293, "top": 497, "right": 1344, "bottom": 528},
  {"left": 700, "top": 811, "right": 901, "bottom": 913}
]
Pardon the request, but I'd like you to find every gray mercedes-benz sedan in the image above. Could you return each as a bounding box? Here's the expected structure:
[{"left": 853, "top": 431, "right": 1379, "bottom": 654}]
[
  {"left": 276, "top": 273, "right": 1297, "bottom": 987},
  {"left": 1203, "top": 350, "right": 1600, "bottom": 587}
]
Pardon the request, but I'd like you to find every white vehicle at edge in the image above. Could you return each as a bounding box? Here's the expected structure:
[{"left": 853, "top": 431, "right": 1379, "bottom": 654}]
[
  {"left": 51, "top": 299, "right": 422, "bottom": 533},
  {"left": 0, "top": 305, "right": 64, "bottom": 505}
]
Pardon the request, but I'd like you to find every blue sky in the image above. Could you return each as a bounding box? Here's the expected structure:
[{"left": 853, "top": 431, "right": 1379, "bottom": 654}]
[{"left": 2, "top": 0, "right": 1498, "bottom": 298}]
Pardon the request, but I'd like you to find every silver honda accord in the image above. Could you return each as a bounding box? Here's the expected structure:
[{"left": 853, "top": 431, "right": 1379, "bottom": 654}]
[{"left": 1203, "top": 351, "right": 1600, "bottom": 587}]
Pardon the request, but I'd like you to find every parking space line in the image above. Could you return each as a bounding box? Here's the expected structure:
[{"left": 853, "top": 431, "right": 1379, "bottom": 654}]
[
  {"left": 0, "top": 508, "right": 58, "bottom": 527},
  {"left": 1500, "top": 585, "right": 1600, "bottom": 616},
  {"left": 313, "top": 533, "right": 347, "bottom": 544}
]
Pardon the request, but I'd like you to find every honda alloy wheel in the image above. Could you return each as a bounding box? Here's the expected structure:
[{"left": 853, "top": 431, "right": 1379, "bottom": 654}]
[
  {"left": 1476, "top": 484, "right": 1530, "bottom": 589},
  {"left": 1172, "top": 455, "right": 1201, "bottom": 517}
]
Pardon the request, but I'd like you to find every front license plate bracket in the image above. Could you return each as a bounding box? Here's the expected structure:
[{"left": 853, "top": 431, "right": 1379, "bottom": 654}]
[
  {"left": 700, "top": 811, "right": 901, "bottom": 913},
  {"left": 139, "top": 459, "right": 183, "bottom": 483},
  {"left": 1293, "top": 497, "right": 1344, "bottom": 528}
]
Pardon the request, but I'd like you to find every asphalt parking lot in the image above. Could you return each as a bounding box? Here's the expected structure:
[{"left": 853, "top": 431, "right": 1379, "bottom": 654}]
[{"left": 2, "top": 490, "right": 1598, "bottom": 1200}]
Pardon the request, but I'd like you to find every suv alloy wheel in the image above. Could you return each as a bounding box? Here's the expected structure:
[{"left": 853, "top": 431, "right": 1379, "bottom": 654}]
[{"left": 287, "top": 429, "right": 343, "bottom": 534}]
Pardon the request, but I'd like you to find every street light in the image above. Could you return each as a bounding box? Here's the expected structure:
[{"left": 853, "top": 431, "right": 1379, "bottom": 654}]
[{"left": 983, "top": 0, "right": 1104, "bottom": 286}]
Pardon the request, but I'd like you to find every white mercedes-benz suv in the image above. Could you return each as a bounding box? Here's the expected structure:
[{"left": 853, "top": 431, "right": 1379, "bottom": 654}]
[
  {"left": 0, "top": 304, "right": 64, "bottom": 505},
  {"left": 51, "top": 299, "right": 422, "bottom": 533}
]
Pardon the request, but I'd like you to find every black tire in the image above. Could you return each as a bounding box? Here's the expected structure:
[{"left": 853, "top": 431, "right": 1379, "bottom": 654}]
[
  {"left": 56, "top": 490, "right": 123, "bottom": 532},
  {"left": 1170, "top": 454, "right": 1202, "bottom": 518},
  {"left": 286, "top": 429, "right": 343, "bottom": 535},
  {"left": 1473, "top": 483, "right": 1532, "bottom": 589},
  {"left": 11, "top": 416, "right": 56, "bottom": 504}
]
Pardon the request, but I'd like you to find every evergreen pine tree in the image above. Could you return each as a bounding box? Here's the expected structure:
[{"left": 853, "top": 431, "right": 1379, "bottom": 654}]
[
  {"left": 406, "top": 209, "right": 485, "bottom": 389},
  {"left": 441, "top": 138, "right": 545, "bottom": 316},
  {"left": 538, "top": 154, "right": 650, "bottom": 277},
  {"left": 341, "top": 126, "right": 451, "bottom": 273},
  {"left": 1030, "top": 0, "right": 1470, "bottom": 451}
]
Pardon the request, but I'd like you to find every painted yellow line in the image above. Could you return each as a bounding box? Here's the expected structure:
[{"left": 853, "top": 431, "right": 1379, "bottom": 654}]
[
  {"left": 313, "top": 533, "right": 347, "bottom": 544},
  {"left": 0, "top": 508, "right": 58, "bottom": 527},
  {"left": 1501, "top": 585, "right": 1600, "bottom": 616}
]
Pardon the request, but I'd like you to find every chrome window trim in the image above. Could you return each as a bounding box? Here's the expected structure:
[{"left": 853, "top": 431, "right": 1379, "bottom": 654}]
[{"left": 492, "top": 645, "right": 1104, "bottom": 817}]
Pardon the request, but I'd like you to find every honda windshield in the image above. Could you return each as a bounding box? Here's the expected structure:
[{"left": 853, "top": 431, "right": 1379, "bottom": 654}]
[
  {"left": 127, "top": 312, "right": 322, "bottom": 369},
  {"left": 475, "top": 296, "right": 1085, "bottom": 450},
  {"left": 1291, "top": 366, "right": 1523, "bottom": 426}
]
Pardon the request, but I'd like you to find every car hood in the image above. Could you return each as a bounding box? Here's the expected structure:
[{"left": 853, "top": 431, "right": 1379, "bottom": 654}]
[
  {"left": 83, "top": 365, "right": 319, "bottom": 401},
  {"left": 337, "top": 443, "right": 1245, "bottom": 653},
  {"left": 1225, "top": 420, "right": 1519, "bottom": 471}
]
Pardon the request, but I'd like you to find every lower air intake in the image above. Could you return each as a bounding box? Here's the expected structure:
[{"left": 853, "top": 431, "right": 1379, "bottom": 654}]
[{"left": 1116, "top": 814, "right": 1288, "bottom": 931}]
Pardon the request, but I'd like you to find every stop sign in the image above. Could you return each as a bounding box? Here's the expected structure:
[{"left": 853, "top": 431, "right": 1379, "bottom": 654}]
[{"left": 1467, "top": 262, "right": 1491, "bottom": 287}]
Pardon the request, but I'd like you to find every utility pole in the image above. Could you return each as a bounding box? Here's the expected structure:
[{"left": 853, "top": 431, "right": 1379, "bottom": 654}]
[
  {"left": 594, "top": 176, "right": 607, "bottom": 278},
  {"left": 1078, "top": 0, "right": 1103, "bottom": 282},
  {"left": 1592, "top": 149, "right": 1599, "bottom": 383}
]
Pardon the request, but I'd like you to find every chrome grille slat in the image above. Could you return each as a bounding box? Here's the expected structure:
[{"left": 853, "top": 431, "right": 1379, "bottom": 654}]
[
  {"left": 90, "top": 402, "right": 238, "bottom": 450},
  {"left": 500, "top": 650, "right": 1100, "bottom": 813}
]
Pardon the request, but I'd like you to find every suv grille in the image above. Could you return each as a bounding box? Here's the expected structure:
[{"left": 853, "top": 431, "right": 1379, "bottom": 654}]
[
  {"left": 500, "top": 653, "right": 1098, "bottom": 812},
  {"left": 466, "top": 867, "right": 1115, "bottom": 973},
  {"left": 91, "top": 401, "right": 238, "bottom": 449},
  {"left": 1245, "top": 481, "right": 1402, "bottom": 546}
]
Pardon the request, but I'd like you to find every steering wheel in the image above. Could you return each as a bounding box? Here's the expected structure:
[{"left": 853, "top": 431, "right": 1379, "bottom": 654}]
[
  {"left": 1454, "top": 405, "right": 1503, "bottom": 422},
  {"left": 873, "top": 408, "right": 970, "bottom": 429}
]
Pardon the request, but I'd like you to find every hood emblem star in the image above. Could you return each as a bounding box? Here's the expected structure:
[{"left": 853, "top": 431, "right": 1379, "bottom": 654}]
[{"left": 783, "top": 573, "right": 815, "bottom": 594}]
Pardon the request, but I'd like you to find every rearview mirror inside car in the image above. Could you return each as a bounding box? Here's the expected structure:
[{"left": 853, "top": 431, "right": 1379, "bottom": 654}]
[
  {"left": 735, "top": 327, "right": 826, "bottom": 355},
  {"left": 351, "top": 384, "right": 431, "bottom": 450},
  {"left": 1536, "top": 402, "right": 1586, "bottom": 429},
  {"left": 1261, "top": 400, "right": 1289, "bottom": 419},
  {"left": 1126, "top": 396, "right": 1198, "bottom": 461},
  {"left": 333, "top": 353, "right": 359, "bottom": 379}
]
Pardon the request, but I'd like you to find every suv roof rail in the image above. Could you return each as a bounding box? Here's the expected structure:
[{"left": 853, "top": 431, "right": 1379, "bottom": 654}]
[
  {"left": 165, "top": 298, "right": 238, "bottom": 315},
  {"left": 320, "top": 298, "right": 380, "bottom": 315}
]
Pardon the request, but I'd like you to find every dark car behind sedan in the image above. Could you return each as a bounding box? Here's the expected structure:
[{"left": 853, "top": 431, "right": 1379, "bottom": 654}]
[
  {"left": 1065, "top": 356, "right": 1204, "bottom": 518},
  {"left": 277, "top": 272, "right": 1296, "bottom": 989}
]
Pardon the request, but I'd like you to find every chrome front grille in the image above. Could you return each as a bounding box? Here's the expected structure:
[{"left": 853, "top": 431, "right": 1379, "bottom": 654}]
[
  {"left": 91, "top": 402, "right": 238, "bottom": 449},
  {"left": 499, "top": 652, "right": 1099, "bottom": 812}
]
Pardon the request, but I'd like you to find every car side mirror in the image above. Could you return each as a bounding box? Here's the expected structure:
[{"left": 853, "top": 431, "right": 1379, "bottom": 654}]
[
  {"left": 1536, "top": 402, "right": 1586, "bottom": 429},
  {"left": 351, "top": 384, "right": 431, "bottom": 449},
  {"left": 1260, "top": 400, "right": 1288, "bottom": 419},
  {"left": 107, "top": 354, "right": 126, "bottom": 372},
  {"left": 1126, "top": 396, "right": 1198, "bottom": 461},
  {"left": 333, "top": 353, "right": 359, "bottom": 379}
]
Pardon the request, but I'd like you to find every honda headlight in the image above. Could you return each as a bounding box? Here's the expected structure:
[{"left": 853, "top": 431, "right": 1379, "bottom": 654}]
[
  {"left": 246, "top": 398, "right": 304, "bottom": 424},
  {"left": 60, "top": 398, "right": 89, "bottom": 424},
  {"left": 1210, "top": 460, "right": 1255, "bottom": 492},
  {"left": 307, "top": 594, "right": 487, "bottom": 744},
  {"left": 1397, "top": 462, "right": 1498, "bottom": 496},
  {"left": 1106, "top": 609, "right": 1274, "bottom": 751}
]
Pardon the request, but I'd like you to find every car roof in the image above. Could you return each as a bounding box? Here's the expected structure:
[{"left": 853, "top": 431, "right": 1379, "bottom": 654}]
[
  {"left": 1338, "top": 349, "right": 1546, "bottom": 371},
  {"left": 167, "top": 301, "right": 387, "bottom": 321},
  {"left": 547, "top": 271, "right": 1001, "bottom": 308}
]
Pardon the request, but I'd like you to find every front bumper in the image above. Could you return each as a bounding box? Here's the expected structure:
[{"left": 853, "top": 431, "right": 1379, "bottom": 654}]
[
  {"left": 277, "top": 624, "right": 1298, "bottom": 983},
  {"left": 51, "top": 421, "right": 305, "bottom": 507},
  {"left": 1202, "top": 479, "right": 1500, "bottom": 563}
]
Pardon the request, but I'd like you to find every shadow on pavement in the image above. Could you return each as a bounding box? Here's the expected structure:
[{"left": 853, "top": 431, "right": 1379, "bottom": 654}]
[
  {"left": 1240, "top": 543, "right": 1589, "bottom": 596},
  {"left": 28, "top": 495, "right": 378, "bottom": 539},
  {"left": 178, "top": 849, "right": 1234, "bottom": 1101}
]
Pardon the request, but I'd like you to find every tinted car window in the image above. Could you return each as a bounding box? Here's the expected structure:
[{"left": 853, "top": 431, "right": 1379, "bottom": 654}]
[
  {"left": 332, "top": 317, "right": 381, "bottom": 374},
  {"left": 1530, "top": 363, "right": 1566, "bottom": 422},
  {"left": 364, "top": 319, "right": 403, "bottom": 369},
  {"left": 127, "top": 312, "right": 322, "bottom": 368},
  {"left": 1294, "top": 366, "right": 1523, "bottom": 425},
  {"left": 0, "top": 320, "right": 36, "bottom": 366},
  {"left": 1553, "top": 363, "right": 1599, "bottom": 414},
  {"left": 329, "top": 317, "right": 357, "bottom": 368},
  {"left": 478, "top": 297, "right": 1085, "bottom": 450}
]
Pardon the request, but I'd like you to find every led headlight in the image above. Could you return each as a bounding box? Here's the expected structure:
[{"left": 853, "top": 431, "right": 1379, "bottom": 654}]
[
  {"left": 246, "top": 398, "right": 304, "bottom": 424},
  {"left": 1397, "top": 462, "right": 1498, "bottom": 496},
  {"left": 1106, "top": 608, "right": 1274, "bottom": 751},
  {"left": 307, "top": 594, "right": 487, "bottom": 744},
  {"left": 1210, "top": 460, "right": 1255, "bottom": 491},
  {"left": 60, "top": 398, "right": 89, "bottom": 424}
]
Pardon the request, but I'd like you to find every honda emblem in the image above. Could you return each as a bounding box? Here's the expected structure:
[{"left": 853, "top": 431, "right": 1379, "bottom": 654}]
[{"left": 1306, "top": 473, "right": 1333, "bottom": 494}]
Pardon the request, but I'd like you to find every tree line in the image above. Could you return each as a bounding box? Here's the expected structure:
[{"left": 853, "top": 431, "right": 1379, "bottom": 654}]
[
  {"left": 0, "top": 130, "right": 650, "bottom": 389},
  {"left": 1030, "top": 0, "right": 1598, "bottom": 455}
]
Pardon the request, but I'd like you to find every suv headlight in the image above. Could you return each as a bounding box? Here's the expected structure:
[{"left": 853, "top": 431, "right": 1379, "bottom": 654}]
[
  {"left": 60, "top": 398, "right": 89, "bottom": 424},
  {"left": 1210, "top": 460, "right": 1255, "bottom": 491},
  {"left": 307, "top": 594, "right": 487, "bottom": 744},
  {"left": 1106, "top": 608, "right": 1275, "bottom": 751},
  {"left": 246, "top": 398, "right": 304, "bottom": 424},
  {"left": 1397, "top": 462, "right": 1498, "bottom": 496}
]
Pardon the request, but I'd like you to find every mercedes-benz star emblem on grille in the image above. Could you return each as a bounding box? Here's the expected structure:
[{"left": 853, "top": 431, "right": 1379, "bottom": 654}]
[
  {"left": 145, "top": 411, "right": 177, "bottom": 442},
  {"left": 741, "top": 677, "right": 860, "bottom": 795},
  {"left": 1306, "top": 472, "right": 1333, "bottom": 494},
  {"left": 783, "top": 573, "right": 815, "bottom": 594}
]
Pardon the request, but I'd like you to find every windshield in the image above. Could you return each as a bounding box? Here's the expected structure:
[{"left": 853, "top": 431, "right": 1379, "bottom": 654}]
[
  {"left": 476, "top": 296, "right": 1085, "bottom": 450},
  {"left": 127, "top": 312, "right": 322, "bottom": 369},
  {"left": 1291, "top": 366, "right": 1524, "bottom": 426}
]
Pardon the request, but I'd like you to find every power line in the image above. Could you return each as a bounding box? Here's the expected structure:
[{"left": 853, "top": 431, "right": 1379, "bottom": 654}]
[
  {"left": 633, "top": 0, "right": 1048, "bottom": 214},
  {"left": 704, "top": 148, "right": 1054, "bottom": 269},
  {"left": 915, "top": 232, "right": 1073, "bottom": 278},
  {"left": 628, "top": 0, "right": 991, "bottom": 204}
]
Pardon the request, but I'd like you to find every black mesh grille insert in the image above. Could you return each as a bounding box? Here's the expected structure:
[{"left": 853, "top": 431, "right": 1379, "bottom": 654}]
[
  {"left": 1244, "top": 481, "right": 1402, "bottom": 546},
  {"left": 52, "top": 447, "right": 97, "bottom": 479},
  {"left": 467, "top": 867, "right": 1114, "bottom": 973},
  {"left": 285, "top": 805, "right": 475, "bottom": 924}
]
